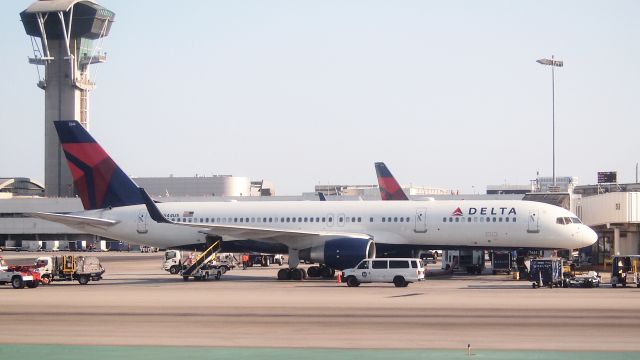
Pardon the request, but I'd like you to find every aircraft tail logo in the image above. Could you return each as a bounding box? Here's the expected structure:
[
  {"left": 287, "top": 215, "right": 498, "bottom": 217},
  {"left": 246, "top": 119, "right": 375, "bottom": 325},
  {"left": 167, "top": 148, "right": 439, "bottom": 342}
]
[
  {"left": 54, "top": 120, "right": 144, "bottom": 210},
  {"left": 375, "top": 162, "right": 409, "bottom": 201}
]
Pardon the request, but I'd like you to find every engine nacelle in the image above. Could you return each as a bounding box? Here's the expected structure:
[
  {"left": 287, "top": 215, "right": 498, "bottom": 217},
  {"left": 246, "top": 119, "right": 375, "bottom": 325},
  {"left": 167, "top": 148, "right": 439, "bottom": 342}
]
[{"left": 299, "top": 238, "right": 375, "bottom": 270}]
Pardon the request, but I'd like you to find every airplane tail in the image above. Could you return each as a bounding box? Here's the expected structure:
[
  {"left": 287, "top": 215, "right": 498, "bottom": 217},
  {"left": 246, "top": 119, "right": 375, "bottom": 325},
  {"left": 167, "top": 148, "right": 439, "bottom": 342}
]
[
  {"left": 54, "top": 120, "right": 144, "bottom": 210},
  {"left": 375, "top": 162, "right": 409, "bottom": 201}
]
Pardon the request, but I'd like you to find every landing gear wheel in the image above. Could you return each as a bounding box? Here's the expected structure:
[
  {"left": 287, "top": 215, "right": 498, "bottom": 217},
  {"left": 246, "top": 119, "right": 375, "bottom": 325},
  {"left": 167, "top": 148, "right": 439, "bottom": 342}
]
[
  {"left": 346, "top": 276, "right": 360, "bottom": 287},
  {"left": 277, "top": 268, "right": 291, "bottom": 280},
  {"left": 320, "top": 266, "right": 335, "bottom": 279},
  {"left": 393, "top": 276, "right": 406, "bottom": 288},
  {"left": 307, "top": 266, "right": 320, "bottom": 278},
  {"left": 290, "top": 268, "right": 306, "bottom": 281}
]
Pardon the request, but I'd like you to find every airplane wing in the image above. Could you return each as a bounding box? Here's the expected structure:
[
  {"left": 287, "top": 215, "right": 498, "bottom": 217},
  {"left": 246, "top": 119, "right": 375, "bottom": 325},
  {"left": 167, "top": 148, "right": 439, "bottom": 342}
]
[
  {"left": 28, "top": 212, "right": 120, "bottom": 228},
  {"left": 139, "top": 188, "right": 372, "bottom": 243}
]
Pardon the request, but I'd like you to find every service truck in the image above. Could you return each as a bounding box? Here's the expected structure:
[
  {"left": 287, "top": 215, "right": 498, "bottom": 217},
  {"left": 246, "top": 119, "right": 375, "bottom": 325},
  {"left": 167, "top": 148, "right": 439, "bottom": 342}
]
[
  {"left": 0, "top": 256, "right": 41, "bottom": 289},
  {"left": 35, "top": 255, "right": 105, "bottom": 285}
]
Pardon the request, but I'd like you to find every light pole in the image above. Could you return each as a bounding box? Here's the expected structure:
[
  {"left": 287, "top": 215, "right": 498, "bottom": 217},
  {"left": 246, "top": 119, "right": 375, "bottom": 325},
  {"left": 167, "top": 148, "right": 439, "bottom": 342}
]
[{"left": 536, "top": 55, "right": 563, "bottom": 189}]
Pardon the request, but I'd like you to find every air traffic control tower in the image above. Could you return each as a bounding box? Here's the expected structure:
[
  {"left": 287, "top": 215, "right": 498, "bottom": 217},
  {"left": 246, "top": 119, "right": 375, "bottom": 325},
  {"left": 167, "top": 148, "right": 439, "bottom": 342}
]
[{"left": 20, "top": 0, "right": 115, "bottom": 197}]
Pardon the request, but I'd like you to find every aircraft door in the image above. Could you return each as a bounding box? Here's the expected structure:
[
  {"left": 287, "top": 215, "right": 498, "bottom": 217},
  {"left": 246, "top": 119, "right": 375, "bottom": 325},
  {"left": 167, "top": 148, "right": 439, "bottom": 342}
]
[
  {"left": 137, "top": 210, "right": 148, "bottom": 234},
  {"left": 414, "top": 208, "right": 428, "bottom": 233},
  {"left": 527, "top": 210, "right": 540, "bottom": 233}
]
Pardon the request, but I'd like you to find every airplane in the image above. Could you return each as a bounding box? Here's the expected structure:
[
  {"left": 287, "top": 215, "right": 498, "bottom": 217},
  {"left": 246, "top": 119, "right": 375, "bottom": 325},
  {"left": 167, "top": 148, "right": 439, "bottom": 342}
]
[{"left": 30, "top": 120, "right": 597, "bottom": 281}]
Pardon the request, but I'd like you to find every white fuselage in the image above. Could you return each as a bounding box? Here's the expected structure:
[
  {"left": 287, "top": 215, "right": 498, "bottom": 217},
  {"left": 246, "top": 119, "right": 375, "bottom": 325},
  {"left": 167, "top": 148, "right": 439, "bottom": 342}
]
[{"left": 69, "top": 199, "right": 596, "bottom": 251}]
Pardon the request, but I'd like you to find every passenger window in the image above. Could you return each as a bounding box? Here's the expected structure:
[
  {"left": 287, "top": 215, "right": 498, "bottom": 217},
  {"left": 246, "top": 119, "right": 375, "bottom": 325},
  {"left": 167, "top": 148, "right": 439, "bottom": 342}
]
[
  {"left": 455, "top": 217, "right": 459, "bottom": 223},
  {"left": 372, "top": 260, "right": 387, "bottom": 269},
  {"left": 251, "top": 217, "right": 255, "bottom": 223},
  {"left": 505, "top": 217, "right": 509, "bottom": 222},
  {"left": 357, "top": 261, "right": 369, "bottom": 270},
  {"left": 382, "top": 217, "right": 386, "bottom": 223},
  {"left": 339, "top": 217, "right": 344, "bottom": 223},
  {"left": 352, "top": 217, "right": 356, "bottom": 222},
  {"left": 468, "top": 217, "right": 471, "bottom": 222},
  {"left": 387, "top": 217, "right": 392, "bottom": 223},
  {"left": 291, "top": 217, "right": 295, "bottom": 223},
  {"left": 406, "top": 217, "right": 410, "bottom": 222},
  {"left": 449, "top": 217, "right": 453, "bottom": 222},
  {"left": 298, "top": 217, "right": 302, "bottom": 223},
  {"left": 492, "top": 217, "right": 497, "bottom": 222},
  {"left": 322, "top": 217, "right": 326, "bottom": 222},
  {"left": 245, "top": 218, "right": 249, "bottom": 223},
  {"left": 240, "top": 218, "right": 244, "bottom": 223},
  {"left": 443, "top": 217, "right": 447, "bottom": 223},
  {"left": 400, "top": 217, "right": 404, "bottom": 223},
  {"left": 394, "top": 217, "right": 398, "bottom": 222},
  {"left": 499, "top": 217, "right": 503, "bottom": 222},
  {"left": 513, "top": 217, "right": 517, "bottom": 223},
  {"left": 304, "top": 217, "right": 308, "bottom": 222},
  {"left": 389, "top": 260, "right": 409, "bottom": 269},
  {"left": 370, "top": 217, "right": 374, "bottom": 222},
  {"left": 316, "top": 217, "right": 320, "bottom": 222},
  {"left": 234, "top": 218, "right": 238, "bottom": 222},
  {"left": 328, "top": 217, "right": 333, "bottom": 222},
  {"left": 357, "top": 217, "right": 362, "bottom": 222}
]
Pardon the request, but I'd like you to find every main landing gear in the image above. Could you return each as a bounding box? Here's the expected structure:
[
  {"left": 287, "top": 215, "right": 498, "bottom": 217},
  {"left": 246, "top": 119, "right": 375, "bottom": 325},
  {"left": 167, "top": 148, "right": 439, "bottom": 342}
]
[
  {"left": 277, "top": 268, "right": 307, "bottom": 281},
  {"left": 306, "top": 265, "right": 335, "bottom": 279}
]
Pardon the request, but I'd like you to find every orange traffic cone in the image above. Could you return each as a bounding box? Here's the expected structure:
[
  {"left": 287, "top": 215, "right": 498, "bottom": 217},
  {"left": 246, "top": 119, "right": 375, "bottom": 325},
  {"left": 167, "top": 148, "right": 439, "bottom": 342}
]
[{"left": 336, "top": 272, "right": 342, "bottom": 284}]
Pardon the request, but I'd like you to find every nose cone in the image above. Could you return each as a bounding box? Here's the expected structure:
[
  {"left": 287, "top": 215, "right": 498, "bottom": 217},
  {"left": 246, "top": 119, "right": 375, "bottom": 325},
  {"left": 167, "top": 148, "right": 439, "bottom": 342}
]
[{"left": 582, "top": 225, "right": 598, "bottom": 248}]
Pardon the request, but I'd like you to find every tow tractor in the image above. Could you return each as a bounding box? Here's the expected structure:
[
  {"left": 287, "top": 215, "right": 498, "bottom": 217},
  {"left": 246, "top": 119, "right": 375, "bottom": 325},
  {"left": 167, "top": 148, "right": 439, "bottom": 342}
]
[
  {"left": 0, "top": 256, "right": 41, "bottom": 289},
  {"left": 611, "top": 255, "right": 640, "bottom": 288},
  {"left": 35, "top": 255, "right": 105, "bottom": 285},
  {"left": 566, "top": 271, "right": 601, "bottom": 288}
]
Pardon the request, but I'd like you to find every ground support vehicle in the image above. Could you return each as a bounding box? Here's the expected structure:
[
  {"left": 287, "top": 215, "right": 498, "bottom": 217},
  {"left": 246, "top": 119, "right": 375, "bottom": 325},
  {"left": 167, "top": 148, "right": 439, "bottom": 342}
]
[
  {"left": 459, "top": 250, "right": 485, "bottom": 274},
  {"left": 343, "top": 258, "right": 425, "bottom": 288},
  {"left": 0, "top": 258, "right": 41, "bottom": 289},
  {"left": 529, "top": 258, "right": 566, "bottom": 288},
  {"left": 611, "top": 255, "right": 640, "bottom": 288},
  {"left": 566, "top": 271, "right": 601, "bottom": 288},
  {"left": 491, "top": 251, "right": 513, "bottom": 275},
  {"left": 178, "top": 240, "right": 226, "bottom": 281},
  {"left": 246, "top": 254, "right": 284, "bottom": 267},
  {"left": 35, "top": 256, "right": 104, "bottom": 285}
]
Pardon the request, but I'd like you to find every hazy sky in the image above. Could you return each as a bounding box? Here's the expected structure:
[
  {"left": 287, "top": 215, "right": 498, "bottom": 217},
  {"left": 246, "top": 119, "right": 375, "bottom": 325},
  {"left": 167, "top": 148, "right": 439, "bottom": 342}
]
[{"left": 1, "top": 1, "right": 638, "bottom": 195}]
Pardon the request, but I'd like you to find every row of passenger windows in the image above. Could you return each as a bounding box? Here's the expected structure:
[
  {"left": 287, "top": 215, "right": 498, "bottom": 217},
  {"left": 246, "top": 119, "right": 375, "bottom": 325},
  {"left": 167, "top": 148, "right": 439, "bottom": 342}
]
[
  {"left": 443, "top": 216, "right": 517, "bottom": 223},
  {"left": 170, "top": 216, "right": 412, "bottom": 224}
]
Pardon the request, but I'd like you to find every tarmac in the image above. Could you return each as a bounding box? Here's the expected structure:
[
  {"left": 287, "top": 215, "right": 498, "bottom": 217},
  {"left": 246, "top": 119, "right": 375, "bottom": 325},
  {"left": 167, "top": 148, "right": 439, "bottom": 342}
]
[{"left": 0, "top": 252, "right": 639, "bottom": 356}]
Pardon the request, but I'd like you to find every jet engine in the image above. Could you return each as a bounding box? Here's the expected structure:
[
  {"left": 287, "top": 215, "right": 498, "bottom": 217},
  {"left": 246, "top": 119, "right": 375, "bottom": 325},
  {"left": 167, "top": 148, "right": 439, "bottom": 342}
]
[{"left": 299, "top": 238, "right": 375, "bottom": 270}]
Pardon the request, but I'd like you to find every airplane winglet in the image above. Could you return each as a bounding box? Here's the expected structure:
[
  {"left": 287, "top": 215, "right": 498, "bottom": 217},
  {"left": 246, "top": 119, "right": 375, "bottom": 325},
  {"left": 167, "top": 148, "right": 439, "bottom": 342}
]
[
  {"left": 318, "top": 192, "right": 327, "bottom": 201},
  {"left": 140, "top": 188, "right": 172, "bottom": 224}
]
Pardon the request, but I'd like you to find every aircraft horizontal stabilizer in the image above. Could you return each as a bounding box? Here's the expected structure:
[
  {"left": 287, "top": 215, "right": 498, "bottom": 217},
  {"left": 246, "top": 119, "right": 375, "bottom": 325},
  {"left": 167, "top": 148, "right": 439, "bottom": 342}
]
[{"left": 28, "top": 212, "right": 119, "bottom": 228}]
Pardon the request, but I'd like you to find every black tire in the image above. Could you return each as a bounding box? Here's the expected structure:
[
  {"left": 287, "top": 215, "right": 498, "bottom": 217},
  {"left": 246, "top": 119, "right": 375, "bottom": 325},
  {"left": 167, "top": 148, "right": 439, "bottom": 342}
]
[
  {"left": 78, "top": 275, "right": 90, "bottom": 285},
  {"left": 532, "top": 283, "right": 536, "bottom": 289},
  {"left": 307, "top": 266, "right": 320, "bottom": 278},
  {"left": 12, "top": 276, "right": 25, "bottom": 289},
  {"left": 169, "top": 266, "right": 179, "bottom": 275},
  {"left": 393, "top": 276, "right": 406, "bottom": 288},
  {"left": 277, "top": 268, "right": 291, "bottom": 281},
  {"left": 215, "top": 271, "right": 221, "bottom": 280},
  {"left": 612, "top": 283, "right": 617, "bottom": 288},
  {"left": 290, "top": 268, "right": 304, "bottom": 281},
  {"left": 27, "top": 281, "right": 39, "bottom": 288},
  {"left": 346, "top": 276, "right": 360, "bottom": 287}
]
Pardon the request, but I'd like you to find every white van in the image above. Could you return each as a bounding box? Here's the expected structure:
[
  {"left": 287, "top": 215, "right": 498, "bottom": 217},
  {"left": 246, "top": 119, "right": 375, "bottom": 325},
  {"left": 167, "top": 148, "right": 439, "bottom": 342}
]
[{"left": 342, "top": 258, "right": 425, "bottom": 287}]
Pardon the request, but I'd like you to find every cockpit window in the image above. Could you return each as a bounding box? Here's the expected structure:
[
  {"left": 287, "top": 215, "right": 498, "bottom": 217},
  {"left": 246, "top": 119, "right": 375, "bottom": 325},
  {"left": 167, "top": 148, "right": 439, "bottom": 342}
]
[
  {"left": 571, "top": 217, "right": 582, "bottom": 224},
  {"left": 556, "top": 217, "right": 566, "bottom": 225}
]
